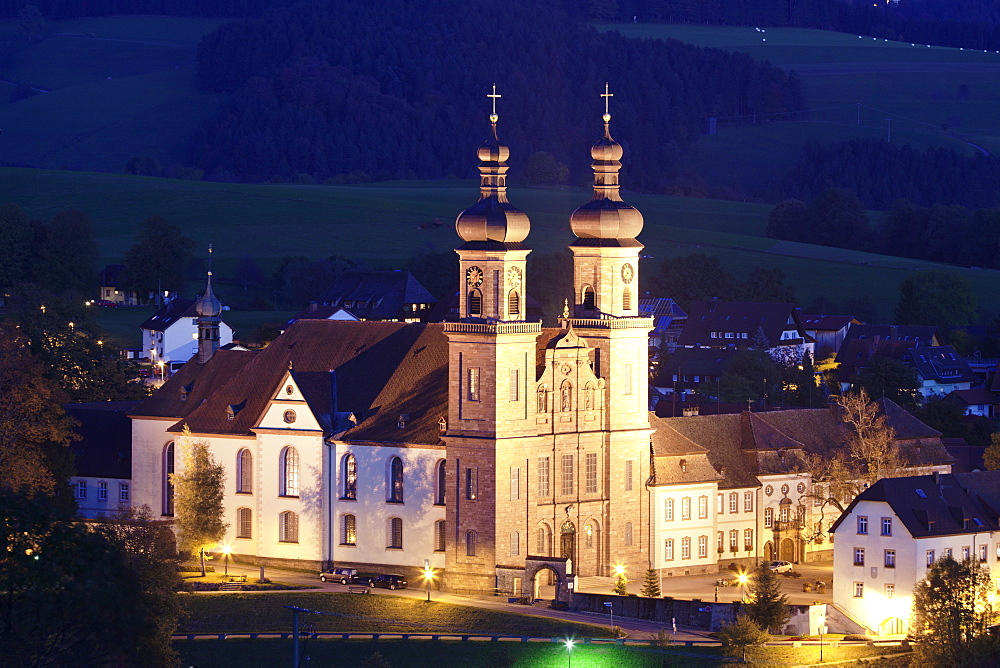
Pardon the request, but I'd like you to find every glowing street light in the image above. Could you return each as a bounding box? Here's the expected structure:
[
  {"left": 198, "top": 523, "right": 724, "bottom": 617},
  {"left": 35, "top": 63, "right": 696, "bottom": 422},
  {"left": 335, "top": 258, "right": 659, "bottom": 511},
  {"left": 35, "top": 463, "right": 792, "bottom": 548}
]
[
  {"left": 736, "top": 572, "right": 750, "bottom": 602},
  {"left": 220, "top": 544, "right": 232, "bottom": 578},
  {"left": 564, "top": 639, "right": 575, "bottom": 668},
  {"left": 421, "top": 565, "right": 436, "bottom": 602}
]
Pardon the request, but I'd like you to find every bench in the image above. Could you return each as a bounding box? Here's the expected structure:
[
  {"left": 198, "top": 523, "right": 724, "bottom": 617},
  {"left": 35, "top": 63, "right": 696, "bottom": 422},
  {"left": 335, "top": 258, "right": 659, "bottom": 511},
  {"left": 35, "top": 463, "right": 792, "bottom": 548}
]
[
  {"left": 227, "top": 575, "right": 247, "bottom": 583},
  {"left": 348, "top": 586, "right": 370, "bottom": 594}
]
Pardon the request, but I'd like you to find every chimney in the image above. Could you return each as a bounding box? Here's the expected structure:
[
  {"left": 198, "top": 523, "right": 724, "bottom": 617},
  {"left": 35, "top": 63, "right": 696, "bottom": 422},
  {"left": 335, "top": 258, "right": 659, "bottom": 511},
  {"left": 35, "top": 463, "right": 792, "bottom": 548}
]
[{"left": 310, "top": 301, "right": 318, "bottom": 312}]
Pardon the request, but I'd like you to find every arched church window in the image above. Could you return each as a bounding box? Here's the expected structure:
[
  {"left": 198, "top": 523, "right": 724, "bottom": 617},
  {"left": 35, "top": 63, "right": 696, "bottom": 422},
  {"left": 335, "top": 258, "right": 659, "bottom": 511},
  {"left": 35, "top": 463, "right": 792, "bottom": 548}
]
[
  {"left": 237, "top": 448, "right": 252, "bottom": 494},
  {"left": 342, "top": 453, "right": 357, "bottom": 500},
  {"left": 280, "top": 447, "right": 299, "bottom": 497},
  {"left": 388, "top": 456, "right": 404, "bottom": 503},
  {"left": 508, "top": 290, "right": 520, "bottom": 316},
  {"left": 560, "top": 381, "right": 573, "bottom": 412},
  {"left": 468, "top": 290, "right": 482, "bottom": 317},
  {"left": 435, "top": 459, "right": 446, "bottom": 505},
  {"left": 162, "top": 442, "right": 174, "bottom": 516},
  {"left": 582, "top": 286, "right": 595, "bottom": 311}
]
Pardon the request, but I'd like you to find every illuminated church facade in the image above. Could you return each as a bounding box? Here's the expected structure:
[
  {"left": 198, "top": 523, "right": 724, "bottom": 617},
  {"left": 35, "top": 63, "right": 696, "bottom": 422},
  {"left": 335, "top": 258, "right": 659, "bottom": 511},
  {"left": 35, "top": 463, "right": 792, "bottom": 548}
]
[{"left": 129, "top": 90, "right": 951, "bottom": 598}]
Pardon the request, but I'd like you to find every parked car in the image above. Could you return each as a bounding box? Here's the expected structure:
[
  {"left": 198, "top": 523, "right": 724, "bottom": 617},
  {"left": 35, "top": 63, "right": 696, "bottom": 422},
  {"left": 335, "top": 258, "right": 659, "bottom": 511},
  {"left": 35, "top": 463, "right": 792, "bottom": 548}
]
[
  {"left": 320, "top": 567, "right": 358, "bottom": 584},
  {"left": 369, "top": 574, "right": 408, "bottom": 590},
  {"left": 95, "top": 299, "right": 117, "bottom": 308},
  {"left": 768, "top": 561, "right": 793, "bottom": 573}
]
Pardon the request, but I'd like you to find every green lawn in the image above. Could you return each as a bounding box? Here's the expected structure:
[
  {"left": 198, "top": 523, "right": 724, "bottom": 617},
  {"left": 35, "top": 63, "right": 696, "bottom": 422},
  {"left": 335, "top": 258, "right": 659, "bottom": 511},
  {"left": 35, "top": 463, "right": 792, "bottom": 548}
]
[{"left": 178, "top": 592, "right": 610, "bottom": 638}]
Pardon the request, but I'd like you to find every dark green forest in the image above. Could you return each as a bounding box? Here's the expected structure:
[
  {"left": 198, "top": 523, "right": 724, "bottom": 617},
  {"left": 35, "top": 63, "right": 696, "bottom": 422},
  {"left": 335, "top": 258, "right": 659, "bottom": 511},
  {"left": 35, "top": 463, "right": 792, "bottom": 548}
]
[{"left": 189, "top": 1, "right": 804, "bottom": 188}]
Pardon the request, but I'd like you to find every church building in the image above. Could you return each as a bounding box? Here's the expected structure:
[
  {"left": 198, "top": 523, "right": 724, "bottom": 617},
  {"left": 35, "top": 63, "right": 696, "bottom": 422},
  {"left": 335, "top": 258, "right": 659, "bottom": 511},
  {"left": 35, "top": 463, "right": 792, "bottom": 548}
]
[{"left": 129, "top": 89, "right": 951, "bottom": 599}]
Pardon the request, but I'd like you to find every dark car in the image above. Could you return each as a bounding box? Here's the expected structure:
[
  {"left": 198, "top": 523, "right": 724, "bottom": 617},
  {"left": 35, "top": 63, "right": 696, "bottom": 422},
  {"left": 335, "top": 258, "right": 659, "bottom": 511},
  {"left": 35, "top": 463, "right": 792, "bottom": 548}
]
[
  {"left": 95, "top": 299, "right": 118, "bottom": 307},
  {"left": 369, "top": 574, "right": 408, "bottom": 590},
  {"left": 319, "top": 567, "right": 358, "bottom": 584}
]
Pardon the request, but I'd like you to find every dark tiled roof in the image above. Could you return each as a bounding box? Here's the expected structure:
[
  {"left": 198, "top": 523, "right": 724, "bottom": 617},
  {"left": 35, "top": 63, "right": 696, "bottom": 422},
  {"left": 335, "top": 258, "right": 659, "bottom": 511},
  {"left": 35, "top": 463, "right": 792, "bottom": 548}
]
[
  {"left": 903, "top": 346, "right": 977, "bottom": 384},
  {"left": 66, "top": 401, "right": 140, "bottom": 479},
  {"left": 830, "top": 470, "right": 1000, "bottom": 538},
  {"left": 130, "top": 349, "right": 257, "bottom": 419},
  {"left": 842, "top": 324, "right": 939, "bottom": 347},
  {"left": 947, "top": 388, "right": 996, "bottom": 406},
  {"left": 835, "top": 339, "right": 920, "bottom": 382},
  {"left": 799, "top": 314, "right": 857, "bottom": 331},
  {"left": 298, "top": 270, "right": 436, "bottom": 322},
  {"left": 139, "top": 298, "right": 197, "bottom": 331},
  {"left": 678, "top": 301, "right": 812, "bottom": 349}
]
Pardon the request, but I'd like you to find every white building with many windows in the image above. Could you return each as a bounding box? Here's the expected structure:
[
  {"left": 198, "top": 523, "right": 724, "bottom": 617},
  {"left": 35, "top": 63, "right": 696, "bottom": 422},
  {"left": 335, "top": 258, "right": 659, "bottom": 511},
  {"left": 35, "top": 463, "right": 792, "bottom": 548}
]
[{"left": 830, "top": 470, "right": 1000, "bottom": 635}]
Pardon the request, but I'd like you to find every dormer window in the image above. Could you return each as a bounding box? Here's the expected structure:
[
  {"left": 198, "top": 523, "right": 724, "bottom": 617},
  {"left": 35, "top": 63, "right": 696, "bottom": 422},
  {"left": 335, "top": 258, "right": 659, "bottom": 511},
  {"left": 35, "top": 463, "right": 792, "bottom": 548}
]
[
  {"left": 679, "top": 459, "right": 688, "bottom": 473},
  {"left": 226, "top": 406, "right": 235, "bottom": 420},
  {"left": 397, "top": 414, "right": 410, "bottom": 429},
  {"left": 438, "top": 417, "right": 447, "bottom": 433}
]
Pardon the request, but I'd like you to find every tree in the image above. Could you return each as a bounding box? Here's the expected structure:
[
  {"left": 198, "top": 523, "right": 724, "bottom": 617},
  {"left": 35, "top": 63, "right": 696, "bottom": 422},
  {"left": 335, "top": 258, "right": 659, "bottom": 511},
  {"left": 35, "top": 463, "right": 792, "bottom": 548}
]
[
  {"left": 121, "top": 215, "right": 195, "bottom": 304},
  {"left": 37, "top": 209, "right": 99, "bottom": 297},
  {"left": 524, "top": 151, "right": 568, "bottom": 185},
  {"left": 171, "top": 426, "right": 227, "bottom": 574},
  {"left": 765, "top": 198, "right": 808, "bottom": 242},
  {"left": 0, "top": 490, "right": 176, "bottom": 666},
  {"left": 716, "top": 615, "right": 771, "bottom": 662},
  {"left": 912, "top": 556, "right": 998, "bottom": 666},
  {"left": 640, "top": 569, "right": 660, "bottom": 598},
  {"left": 894, "top": 270, "right": 978, "bottom": 328},
  {"left": 715, "top": 349, "right": 780, "bottom": 404},
  {"left": 983, "top": 433, "right": 1000, "bottom": 471},
  {"left": 835, "top": 389, "right": 901, "bottom": 486},
  {"left": 744, "top": 562, "right": 790, "bottom": 633},
  {"left": 853, "top": 356, "right": 920, "bottom": 411},
  {"left": 807, "top": 187, "right": 870, "bottom": 249},
  {"left": 613, "top": 572, "right": 628, "bottom": 596},
  {"left": 0, "top": 203, "right": 32, "bottom": 294},
  {"left": 93, "top": 506, "right": 180, "bottom": 666},
  {"left": 648, "top": 254, "right": 734, "bottom": 308},
  {"left": 0, "top": 323, "right": 77, "bottom": 500}
]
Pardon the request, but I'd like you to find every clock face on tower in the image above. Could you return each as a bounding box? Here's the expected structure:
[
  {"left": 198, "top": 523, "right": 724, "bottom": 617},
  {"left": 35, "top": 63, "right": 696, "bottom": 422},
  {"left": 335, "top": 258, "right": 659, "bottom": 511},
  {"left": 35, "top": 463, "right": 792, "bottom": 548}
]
[
  {"left": 466, "top": 266, "right": 484, "bottom": 288},
  {"left": 507, "top": 266, "right": 522, "bottom": 290},
  {"left": 621, "top": 263, "right": 634, "bottom": 284}
]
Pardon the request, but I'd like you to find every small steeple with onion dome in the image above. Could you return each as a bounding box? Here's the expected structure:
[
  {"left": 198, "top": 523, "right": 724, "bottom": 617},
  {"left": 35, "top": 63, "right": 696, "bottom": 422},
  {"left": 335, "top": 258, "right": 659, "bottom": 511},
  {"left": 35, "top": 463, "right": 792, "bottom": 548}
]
[
  {"left": 196, "top": 245, "right": 222, "bottom": 364},
  {"left": 569, "top": 83, "right": 644, "bottom": 240},
  {"left": 455, "top": 84, "right": 531, "bottom": 244}
]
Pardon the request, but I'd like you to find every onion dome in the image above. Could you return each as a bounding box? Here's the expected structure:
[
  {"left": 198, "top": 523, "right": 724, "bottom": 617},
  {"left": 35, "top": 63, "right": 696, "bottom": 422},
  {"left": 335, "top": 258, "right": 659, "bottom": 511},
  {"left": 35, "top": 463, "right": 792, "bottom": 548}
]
[
  {"left": 455, "top": 86, "right": 531, "bottom": 244},
  {"left": 569, "top": 86, "right": 643, "bottom": 240},
  {"left": 196, "top": 248, "right": 223, "bottom": 317}
]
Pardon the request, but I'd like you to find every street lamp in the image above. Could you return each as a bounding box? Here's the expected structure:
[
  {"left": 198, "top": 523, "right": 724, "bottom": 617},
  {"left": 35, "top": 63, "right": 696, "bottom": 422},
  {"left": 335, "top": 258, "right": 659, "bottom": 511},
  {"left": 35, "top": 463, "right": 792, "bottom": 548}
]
[
  {"left": 421, "top": 565, "right": 435, "bottom": 602},
  {"left": 220, "top": 544, "right": 232, "bottom": 578},
  {"left": 564, "top": 639, "right": 574, "bottom": 668},
  {"left": 736, "top": 572, "right": 750, "bottom": 602},
  {"left": 818, "top": 614, "right": 827, "bottom": 662}
]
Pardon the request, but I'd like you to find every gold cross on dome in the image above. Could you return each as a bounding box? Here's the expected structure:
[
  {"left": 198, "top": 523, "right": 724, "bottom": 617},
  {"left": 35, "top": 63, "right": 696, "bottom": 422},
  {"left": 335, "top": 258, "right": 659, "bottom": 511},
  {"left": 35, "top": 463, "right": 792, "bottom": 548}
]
[
  {"left": 601, "top": 82, "right": 613, "bottom": 119},
  {"left": 487, "top": 84, "right": 501, "bottom": 121}
]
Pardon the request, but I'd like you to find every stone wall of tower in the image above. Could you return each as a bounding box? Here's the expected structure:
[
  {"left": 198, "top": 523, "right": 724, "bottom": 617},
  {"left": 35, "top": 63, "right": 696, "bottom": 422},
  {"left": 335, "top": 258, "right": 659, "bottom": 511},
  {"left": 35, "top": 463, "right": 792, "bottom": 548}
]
[
  {"left": 570, "top": 246, "right": 641, "bottom": 319},
  {"left": 457, "top": 249, "right": 529, "bottom": 322}
]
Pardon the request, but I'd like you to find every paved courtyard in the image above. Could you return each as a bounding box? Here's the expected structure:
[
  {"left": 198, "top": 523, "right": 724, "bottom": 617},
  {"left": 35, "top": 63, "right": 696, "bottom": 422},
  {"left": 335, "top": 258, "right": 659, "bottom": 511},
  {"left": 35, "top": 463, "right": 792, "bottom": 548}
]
[{"left": 575, "top": 559, "right": 835, "bottom": 606}]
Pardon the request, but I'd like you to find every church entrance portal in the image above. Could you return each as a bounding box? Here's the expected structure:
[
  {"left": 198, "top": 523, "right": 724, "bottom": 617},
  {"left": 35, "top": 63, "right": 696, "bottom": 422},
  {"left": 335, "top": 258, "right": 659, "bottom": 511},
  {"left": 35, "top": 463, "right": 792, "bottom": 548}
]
[
  {"left": 763, "top": 541, "right": 774, "bottom": 562},
  {"left": 779, "top": 538, "right": 795, "bottom": 562},
  {"left": 560, "top": 519, "right": 576, "bottom": 567}
]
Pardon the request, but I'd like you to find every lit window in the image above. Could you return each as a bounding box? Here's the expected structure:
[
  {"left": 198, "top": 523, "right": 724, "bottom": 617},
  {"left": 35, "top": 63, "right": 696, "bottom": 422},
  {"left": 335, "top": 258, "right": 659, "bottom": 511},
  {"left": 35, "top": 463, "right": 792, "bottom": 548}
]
[
  {"left": 884, "top": 549, "right": 895, "bottom": 568},
  {"left": 854, "top": 548, "right": 865, "bottom": 566},
  {"left": 341, "top": 514, "right": 356, "bottom": 545},
  {"left": 342, "top": 453, "right": 357, "bottom": 500},
  {"left": 388, "top": 456, "right": 403, "bottom": 503},
  {"left": 884, "top": 583, "right": 894, "bottom": 599},
  {"left": 962, "top": 546, "right": 970, "bottom": 561},
  {"left": 980, "top": 544, "right": 987, "bottom": 563},
  {"left": 468, "top": 367, "right": 480, "bottom": 401},
  {"left": 434, "top": 520, "right": 446, "bottom": 552},
  {"left": 854, "top": 582, "right": 864, "bottom": 598},
  {"left": 465, "top": 467, "right": 478, "bottom": 500},
  {"left": 281, "top": 447, "right": 299, "bottom": 497}
]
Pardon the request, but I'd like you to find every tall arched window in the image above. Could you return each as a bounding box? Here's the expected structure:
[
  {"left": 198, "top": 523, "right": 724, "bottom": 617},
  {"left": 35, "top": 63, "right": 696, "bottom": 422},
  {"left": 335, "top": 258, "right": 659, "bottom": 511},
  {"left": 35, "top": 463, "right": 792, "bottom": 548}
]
[
  {"left": 468, "top": 290, "right": 482, "bottom": 316},
  {"left": 279, "top": 511, "right": 298, "bottom": 543},
  {"left": 281, "top": 447, "right": 299, "bottom": 497},
  {"left": 510, "top": 531, "right": 520, "bottom": 556},
  {"left": 435, "top": 459, "right": 446, "bottom": 505},
  {"left": 388, "top": 517, "right": 403, "bottom": 548},
  {"left": 508, "top": 290, "right": 520, "bottom": 316},
  {"left": 582, "top": 286, "right": 595, "bottom": 311},
  {"left": 341, "top": 514, "right": 356, "bottom": 545},
  {"left": 388, "top": 456, "right": 403, "bottom": 503},
  {"left": 237, "top": 448, "right": 252, "bottom": 494},
  {"left": 622, "top": 287, "right": 631, "bottom": 311},
  {"left": 466, "top": 530, "right": 478, "bottom": 556},
  {"left": 237, "top": 507, "right": 252, "bottom": 538},
  {"left": 342, "top": 453, "right": 357, "bottom": 500},
  {"left": 162, "top": 442, "right": 174, "bottom": 516},
  {"left": 434, "top": 520, "right": 446, "bottom": 552}
]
